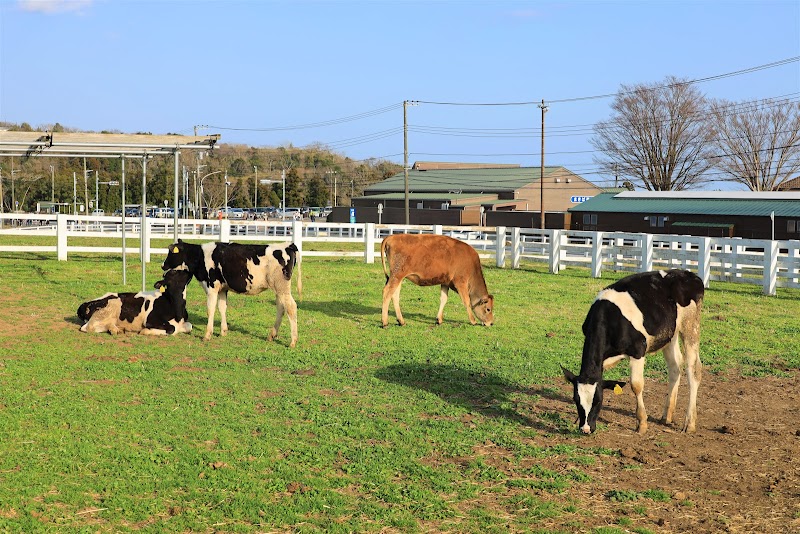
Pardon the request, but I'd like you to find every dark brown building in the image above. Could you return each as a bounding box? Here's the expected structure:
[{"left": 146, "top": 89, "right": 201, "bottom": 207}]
[{"left": 569, "top": 191, "right": 800, "bottom": 240}]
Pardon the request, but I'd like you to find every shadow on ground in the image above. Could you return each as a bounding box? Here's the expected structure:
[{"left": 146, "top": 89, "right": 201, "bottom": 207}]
[{"left": 376, "top": 362, "right": 577, "bottom": 434}]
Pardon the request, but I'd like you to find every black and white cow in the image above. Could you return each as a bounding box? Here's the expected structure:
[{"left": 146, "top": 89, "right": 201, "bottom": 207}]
[
  {"left": 77, "top": 268, "right": 193, "bottom": 335},
  {"left": 562, "top": 269, "right": 704, "bottom": 435},
  {"left": 161, "top": 239, "right": 301, "bottom": 347}
]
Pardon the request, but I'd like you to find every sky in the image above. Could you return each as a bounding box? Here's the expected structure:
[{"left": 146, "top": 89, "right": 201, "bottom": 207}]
[{"left": 1, "top": 0, "right": 799, "bottom": 189}]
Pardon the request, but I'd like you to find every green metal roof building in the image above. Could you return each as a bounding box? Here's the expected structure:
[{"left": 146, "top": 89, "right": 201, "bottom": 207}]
[{"left": 568, "top": 191, "right": 800, "bottom": 240}]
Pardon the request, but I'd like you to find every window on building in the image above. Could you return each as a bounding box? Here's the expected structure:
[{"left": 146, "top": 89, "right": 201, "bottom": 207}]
[
  {"left": 583, "top": 213, "right": 597, "bottom": 225},
  {"left": 788, "top": 220, "right": 799, "bottom": 233},
  {"left": 648, "top": 215, "right": 667, "bottom": 228}
]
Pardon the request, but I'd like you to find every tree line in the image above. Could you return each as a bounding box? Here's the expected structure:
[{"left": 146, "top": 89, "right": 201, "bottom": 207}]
[{"left": 0, "top": 134, "right": 402, "bottom": 214}]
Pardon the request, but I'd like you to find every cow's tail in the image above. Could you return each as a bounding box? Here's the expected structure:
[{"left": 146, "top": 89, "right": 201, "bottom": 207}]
[
  {"left": 296, "top": 251, "right": 303, "bottom": 301},
  {"left": 288, "top": 242, "right": 303, "bottom": 301},
  {"left": 380, "top": 238, "right": 390, "bottom": 283}
]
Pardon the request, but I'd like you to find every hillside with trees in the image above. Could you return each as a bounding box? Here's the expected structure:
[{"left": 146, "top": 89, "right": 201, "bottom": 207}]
[{"left": 0, "top": 122, "right": 402, "bottom": 215}]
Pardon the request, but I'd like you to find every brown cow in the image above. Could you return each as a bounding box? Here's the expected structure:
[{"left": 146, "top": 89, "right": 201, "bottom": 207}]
[{"left": 380, "top": 233, "right": 494, "bottom": 327}]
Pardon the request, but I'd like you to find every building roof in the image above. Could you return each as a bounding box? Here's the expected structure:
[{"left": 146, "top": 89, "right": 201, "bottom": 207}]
[
  {"left": 569, "top": 192, "right": 800, "bottom": 217},
  {"left": 412, "top": 161, "right": 521, "bottom": 171},
  {"left": 365, "top": 166, "right": 575, "bottom": 194}
]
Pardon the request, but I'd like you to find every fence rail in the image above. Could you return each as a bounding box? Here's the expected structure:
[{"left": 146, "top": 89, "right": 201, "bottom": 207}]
[{"left": 1, "top": 213, "right": 798, "bottom": 295}]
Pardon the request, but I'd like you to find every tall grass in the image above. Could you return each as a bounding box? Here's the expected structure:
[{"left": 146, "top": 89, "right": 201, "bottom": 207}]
[{"left": 0, "top": 253, "right": 796, "bottom": 532}]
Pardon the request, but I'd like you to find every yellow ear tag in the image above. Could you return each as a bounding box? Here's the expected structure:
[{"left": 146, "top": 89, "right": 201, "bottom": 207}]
[
  {"left": 173, "top": 246, "right": 179, "bottom": 253},
  {"left": 614, "top": 384, "right": 623, "bottom": 395},
  {"left": 159, "top": 285, "right": 166, "bottom": 293}
]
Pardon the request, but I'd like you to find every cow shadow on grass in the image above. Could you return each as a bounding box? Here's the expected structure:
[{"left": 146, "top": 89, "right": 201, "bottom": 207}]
[
  {"left": 375, "top": 362, "right": 577, "bottom": 434},
  {"left": 299, "top": 299, "right": 381, "bottom": 319}
]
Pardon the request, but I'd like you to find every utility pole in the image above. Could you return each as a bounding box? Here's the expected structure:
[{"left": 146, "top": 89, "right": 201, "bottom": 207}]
[
  {"left": 404, "top": 100, "right": 409, "bottom": 225},
  {"left": 50, "top": 165, "right": 55, "bottom": 203},
  {"left": 402, "top": 100, "right": 419, "bottom": 225},
  {"left": 254, "top": 165, "right": 258, "bottom": 210},
  {"left": 538, "top": 99, "right": 548, "bottom": 230}
]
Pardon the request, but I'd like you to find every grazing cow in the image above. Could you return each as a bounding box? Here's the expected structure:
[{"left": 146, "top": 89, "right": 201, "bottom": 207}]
[
  {"left": 562, "top": 269, "right": 704, "bottom": 435},
  {"left": 380, "top": 233, "right": 494, "bottom": 327},
  {"left": 161, "top": 239, "right": 301, "bottom": 347},
  {"left": 77, "top": 268, "right": 193, "bottom": 335}
]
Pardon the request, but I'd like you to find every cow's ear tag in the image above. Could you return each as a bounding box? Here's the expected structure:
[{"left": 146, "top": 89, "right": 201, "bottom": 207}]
[
  {"left": 159, "top": 285, "right": 166, "bottom": 293},
  {"left": 172, "top": 246, "right": 179, "bottom": 253},
  {"left": 614, "top": 384, "right": 623, "bottom": 395}
]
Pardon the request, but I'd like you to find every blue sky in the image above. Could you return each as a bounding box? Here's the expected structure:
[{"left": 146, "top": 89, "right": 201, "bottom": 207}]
[{"left": 1, "top": 0, "right": 798, "bottom": 187}]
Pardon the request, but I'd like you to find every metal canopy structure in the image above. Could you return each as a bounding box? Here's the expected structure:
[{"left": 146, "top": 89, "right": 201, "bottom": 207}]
[
  {"left": 0, "top": 130, "right": 221, "bottom": 290},
  {"left": 0, "top": 131, "right": 220, "bottom": 158}
]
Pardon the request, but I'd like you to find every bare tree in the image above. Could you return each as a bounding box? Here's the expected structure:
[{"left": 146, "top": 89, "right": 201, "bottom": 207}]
[
  {"left": 707, "top": 97, "right": 800, "bottom": 191},
  {"left": 592, "top": 76, "right": 715, "bottom": 190}
]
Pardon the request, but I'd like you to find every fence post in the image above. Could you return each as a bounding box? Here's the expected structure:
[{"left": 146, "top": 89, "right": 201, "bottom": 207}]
[
  {"left": 591, "top": 231, "right": 604, "bottom": 278},
  {"left": 549, "top": 229, "right": 561, "bottom": 274},
  {"left": 698, "top": 237, "right": 711, "bottom": 288},
  {"left": 641, "top": 233, "right": 653, "bottom": 272},
  {"left": 791, "top": 240, "right": 799, "bottom": 286},
  {"left": 219, "top": 219, "right": 231, "bottom": 243},
  {"left": 364, "top": 222, "right": 376, "bottom": 263},
  {"left": 433, "top": 224, "right": 443, "bottom": 235},
  {"left": 57, "top": 214, "right": 68, "bottom": 261},
  {"left": 495, "top": 226, "right": 506, "bottom": 268},
  {"left": 763, "top": 240, "right": 778, "bottom": 296},
  {"left": 510, "top": 227, "right": 521, "bottom": 269},
  {"left": 291, "top": 220, "right": 303, "bottom": 256}
]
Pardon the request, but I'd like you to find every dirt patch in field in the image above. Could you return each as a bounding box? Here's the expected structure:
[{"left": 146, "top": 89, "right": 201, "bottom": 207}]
[{"left": 456, "top": 371, "right": 800, "bottom": 533}]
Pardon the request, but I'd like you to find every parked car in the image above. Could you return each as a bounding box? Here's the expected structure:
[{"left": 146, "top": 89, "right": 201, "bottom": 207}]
[{"left": 213, "top": 207, "right": 246, "bottom": 219}]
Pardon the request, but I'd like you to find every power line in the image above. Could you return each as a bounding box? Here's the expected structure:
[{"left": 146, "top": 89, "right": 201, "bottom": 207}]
[{"left": 415, "top": 57, "right": 799, "bottom": 106}]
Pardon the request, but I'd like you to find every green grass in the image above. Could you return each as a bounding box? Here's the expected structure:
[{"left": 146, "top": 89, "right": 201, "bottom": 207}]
[{"left": 0, "top": 252, "right": 797, "bottom": 532}]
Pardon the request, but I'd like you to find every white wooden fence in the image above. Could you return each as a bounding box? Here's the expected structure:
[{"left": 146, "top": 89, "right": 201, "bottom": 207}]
[{"left": 1, "top": 213, "right": 799, "bottom": 295}]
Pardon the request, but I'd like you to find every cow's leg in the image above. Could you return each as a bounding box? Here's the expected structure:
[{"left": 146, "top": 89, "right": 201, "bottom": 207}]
[
  {"left": 270, "top": 292, "right": 298, "bottom": 348},
  {"left": 436, "top": 285, "right": 449, "bottom": 325},
  {"left": 681, "top": 305, "right": 702, "bottom": 433},
  {"left": 382, "top": 277, "right": 405, "bottom": 327},
  {"left": 204, "top": 289, "right": 219, "bottom": 341},
  {"left": 629, "top": 356, "right": 648, "bottom": 434},
  {"left": 218, "top": 289, "right": 229, "bottom": 336},
  {"left": 140, "top": 328, "right": 169, "bottom": 336},
  {"left": 603, "top": 354, "right": 626, "bottom": 371},
  {"left": 662, "top": 336, "right": 682, "bottom": 425},
  {"left": 455, "top": 283, "right": 477, "bottom": 325}
]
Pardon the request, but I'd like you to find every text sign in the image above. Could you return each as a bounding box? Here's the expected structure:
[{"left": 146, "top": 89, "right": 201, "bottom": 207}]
[
  {"left": 570, "top": 196, "right": 592, "bottom": 203},
  {"left": 349, "top": 208, "right": 356, "bottom": 223}
]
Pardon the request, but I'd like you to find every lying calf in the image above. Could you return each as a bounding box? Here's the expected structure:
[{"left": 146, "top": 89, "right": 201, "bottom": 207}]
[{"left": 77, "top": 268, "right": 193, "bottom": 335}]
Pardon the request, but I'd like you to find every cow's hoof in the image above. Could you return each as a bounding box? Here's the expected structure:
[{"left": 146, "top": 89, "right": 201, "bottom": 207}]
[
  {"left": 636, "top": 422, "right": 648, "bottom": 434},
  {"left": 289, "top": 340, "right": 297, "bottom": 348},
  {"left": 397, "top": 320, "right": 405, "bottom": 326},
  {"left": 203, "top": 335, "right": 212, "bottom": 341},
  {"left": 220, "top": 330, "right": 228, "bottom": 337}
]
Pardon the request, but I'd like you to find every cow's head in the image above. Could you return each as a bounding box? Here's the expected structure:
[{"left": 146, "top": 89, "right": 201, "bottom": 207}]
[
  {"left": 561, "top": 365, "right": 625, "bottom": 434},
  {"left": 154, "top": 267, "right": 193, "bottom": 295},
  {"left": 472, "top": 294, "right": 494, "bottom": 326},
  {"left": 162, "top": 239, "right": 188, "bottom": 271}
]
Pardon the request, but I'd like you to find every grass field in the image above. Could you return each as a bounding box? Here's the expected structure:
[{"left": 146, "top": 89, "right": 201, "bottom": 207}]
[{"left": 0, "top": 251, "right": 798, "bottom": 532}]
